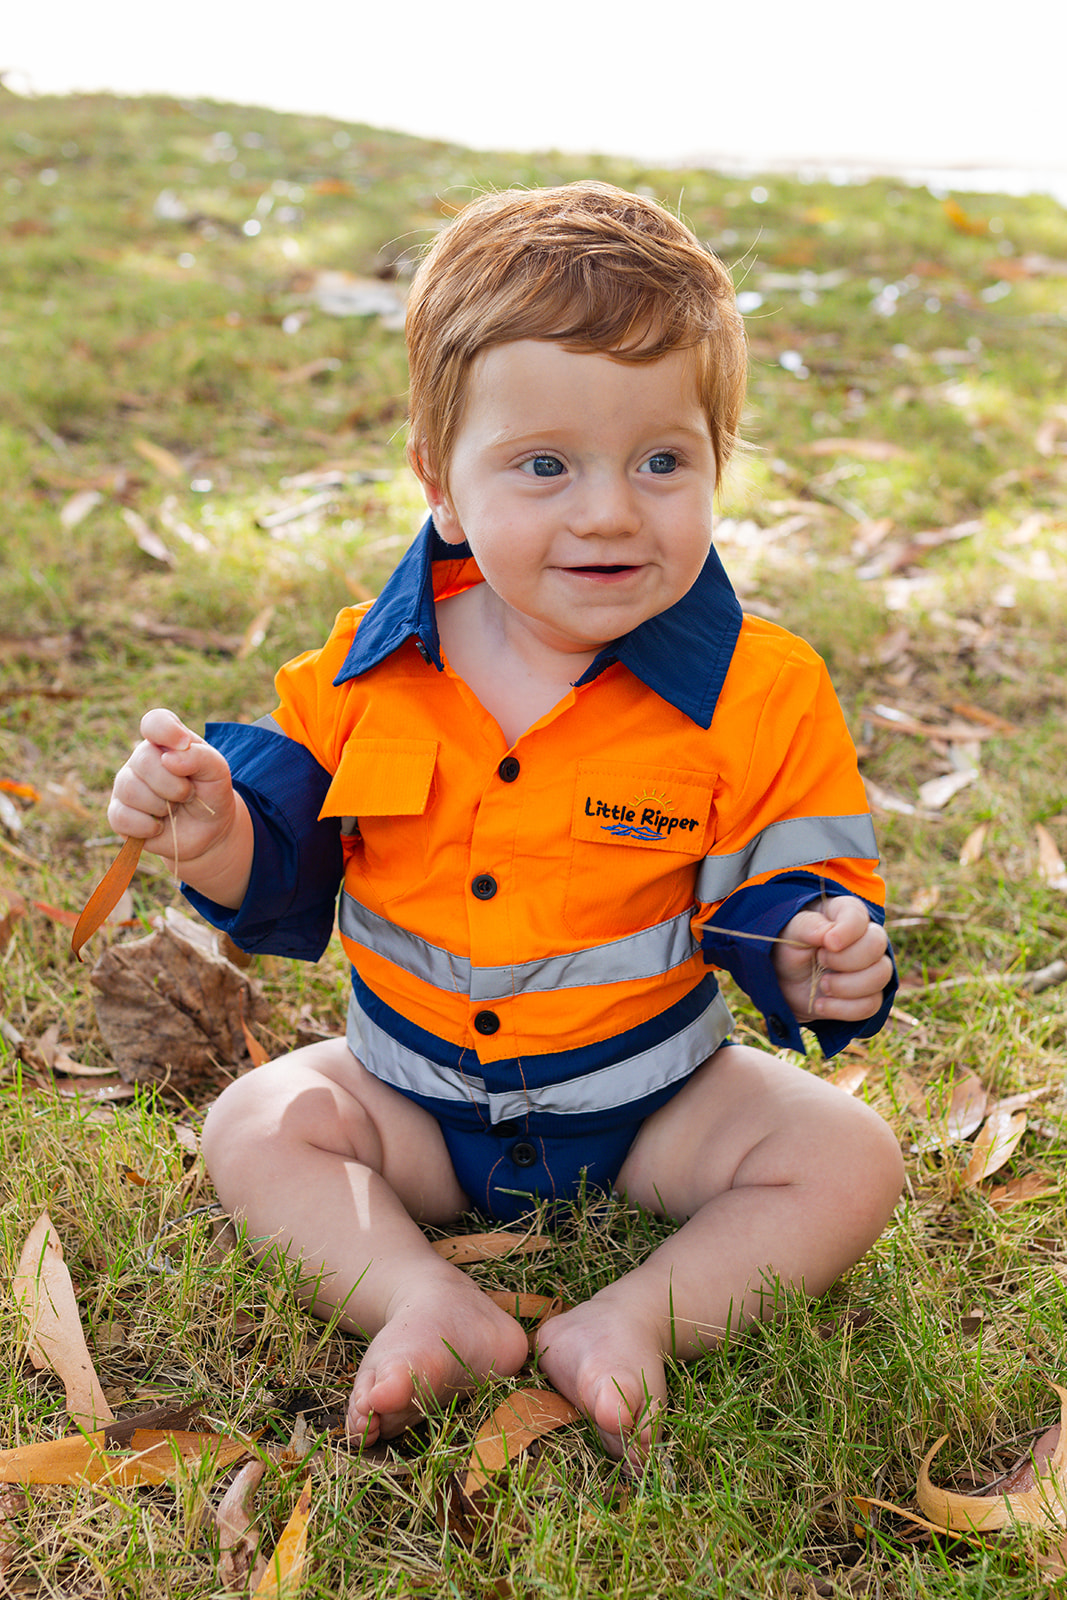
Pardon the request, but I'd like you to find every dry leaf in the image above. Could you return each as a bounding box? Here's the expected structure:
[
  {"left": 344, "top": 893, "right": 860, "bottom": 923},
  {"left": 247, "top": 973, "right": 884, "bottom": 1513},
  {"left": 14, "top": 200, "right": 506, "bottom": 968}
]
[
  {"left": 0, "top": 1427, "right": 252, "bottom": 1486},
  {"left": 484, "top": 1291, "right": 563, "bottom": 1321},
  {"left": 1035, "top": 824, "right": 1067, "bottom": 889},
  {"left": 918, "top": 770, "right": 978, "bottom": 811},
  {"left": 59, "top": 488, "right": 103, "bottom": 529},
  {"left": 944, "top": 1073, "right": 989, "bottom": 1141},
  {"left": 961, "top": 1108, "right": 1027, "bottom": 1188},
  {"left": 237, "top": 606, "right": 275, "bottom": 660},
  {"left": 463, "top": 1388, "right": 579, "bottom": 1498},
  {"left": 916, "top": 1382, "right": 1067, "bottom": 1532},
  {"left": 892, "top": 1068, "right": 929, "bottom": 1118},
  {"left": 988, "top": 1171, "right": 1058, "bottom": 1210},
  {"left": 217, "top": 1458, "right": 268, "bottom": 1593},
  {"left": 252, "top": 1477, "right": 312, "bottom": 1599},
  {"left": 134, "top": 437, "right": 184, "bottom": 479},
  {"left": 71, "top": 835, "right": 143, "bottom": 959},
  {"left": 13, "top": 1213, "right": 114, "bottom": 1429},
  {"left": 431, "top": 1232, "right": 553, "bottom": 1265},
  {"left": 122, "top": 507, "right": 175, "bottom": 565},
  {"left": 0, "top": 1484, "right": 27, "bottom": 1583},
  {"left": 959, "top": 823, "right": 989, "bottom": 866},
  {"left": 829, "top": 1062, "right": 869, "bottom": 1095},
  {"left": 90, "top": 908, "right": 269, "bottom": 1094}
]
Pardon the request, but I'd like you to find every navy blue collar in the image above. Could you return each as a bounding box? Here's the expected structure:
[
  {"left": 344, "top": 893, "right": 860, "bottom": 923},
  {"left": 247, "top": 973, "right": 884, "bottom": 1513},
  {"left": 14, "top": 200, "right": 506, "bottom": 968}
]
[{"left": 334, "top": 516, "right": 743, "bottom": 729}]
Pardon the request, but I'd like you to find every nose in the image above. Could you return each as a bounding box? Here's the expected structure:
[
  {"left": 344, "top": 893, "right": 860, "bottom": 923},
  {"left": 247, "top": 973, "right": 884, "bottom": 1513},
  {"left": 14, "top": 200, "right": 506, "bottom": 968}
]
[{"left": 566, "top": 469, "right": 641, "bottom": 540}]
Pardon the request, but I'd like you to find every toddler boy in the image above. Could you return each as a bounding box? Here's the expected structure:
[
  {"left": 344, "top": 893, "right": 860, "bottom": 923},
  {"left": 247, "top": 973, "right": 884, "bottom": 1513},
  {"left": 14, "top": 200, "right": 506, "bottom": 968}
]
[{"left": 109, "top": 182, "right": 903, "bottom": 1460}]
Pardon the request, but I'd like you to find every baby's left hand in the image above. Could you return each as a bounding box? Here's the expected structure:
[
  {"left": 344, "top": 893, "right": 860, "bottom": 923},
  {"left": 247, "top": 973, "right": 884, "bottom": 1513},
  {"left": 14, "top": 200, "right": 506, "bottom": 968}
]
[{"left": 773, "top": 895, "right": 892, "bottom": 1024}]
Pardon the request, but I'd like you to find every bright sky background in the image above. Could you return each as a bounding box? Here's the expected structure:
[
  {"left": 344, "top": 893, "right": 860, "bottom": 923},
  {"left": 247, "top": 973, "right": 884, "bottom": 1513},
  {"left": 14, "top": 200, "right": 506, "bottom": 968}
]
[{"left": 5, "top": 0, "right": 1066, "bottom": 181}]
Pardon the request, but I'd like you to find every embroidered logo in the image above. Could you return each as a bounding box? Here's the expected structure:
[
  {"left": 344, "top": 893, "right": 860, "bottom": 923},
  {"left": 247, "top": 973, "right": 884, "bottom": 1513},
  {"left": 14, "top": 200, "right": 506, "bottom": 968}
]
[{"left": 583, "top": 786, "right": 700, "bottom": 842}]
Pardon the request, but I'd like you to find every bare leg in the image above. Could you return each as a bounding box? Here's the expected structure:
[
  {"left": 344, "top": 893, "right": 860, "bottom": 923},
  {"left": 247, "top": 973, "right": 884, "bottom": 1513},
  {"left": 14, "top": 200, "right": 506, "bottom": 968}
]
[
  {"left": 536, "top": 1044, "right": 904, "bottom": 1459},
  {"left": 201, "top": 1039, "right": 529, "bottom": 1442}
]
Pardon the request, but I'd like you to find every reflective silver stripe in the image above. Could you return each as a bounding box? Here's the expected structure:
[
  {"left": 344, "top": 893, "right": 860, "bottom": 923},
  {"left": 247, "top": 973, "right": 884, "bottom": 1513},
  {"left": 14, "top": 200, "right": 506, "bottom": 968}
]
[
  {"left": 340, "top": 892, "right": 473, "bottom": 993},
  {"left": 696, "top": 813, "right": 879, "bottom": 904},
  {"left": 346, "top": 996, "right": 489, "bottom": 1108},
  {"left": 346, "top": 987, "right": 732, "bottom": 1122},
  {"left": 339, "top": 891, "right": 699, "bottom": 1000},
  {"left": 253, "top": 713, "right": 286, "bottom": 735}
]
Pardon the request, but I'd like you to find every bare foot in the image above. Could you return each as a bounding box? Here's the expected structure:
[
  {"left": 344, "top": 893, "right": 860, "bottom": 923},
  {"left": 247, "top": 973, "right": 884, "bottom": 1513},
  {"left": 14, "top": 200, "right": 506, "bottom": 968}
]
[
  {"left": 346, "top": 1273, "right": 528, "bottom": 1444},
  {"left": 535, "top": 1291, "right": 668, "bottom": 1461}
]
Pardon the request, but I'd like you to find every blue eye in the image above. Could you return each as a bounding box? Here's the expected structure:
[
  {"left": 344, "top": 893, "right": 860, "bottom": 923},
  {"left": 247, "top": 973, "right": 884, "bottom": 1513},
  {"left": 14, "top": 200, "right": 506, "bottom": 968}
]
[
  {"left": 644, "top": 452, "right": 678, "bottom": 475},
  {"left": 522, "top": 455, "right": 565, "bottom": 477}
]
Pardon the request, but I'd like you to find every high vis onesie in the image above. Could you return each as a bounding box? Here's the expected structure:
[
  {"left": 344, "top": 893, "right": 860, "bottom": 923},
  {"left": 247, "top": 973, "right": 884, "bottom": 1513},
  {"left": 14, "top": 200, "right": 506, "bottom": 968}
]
[{"left": 187, "top": 519, "right": 894, "bottom": 1221}]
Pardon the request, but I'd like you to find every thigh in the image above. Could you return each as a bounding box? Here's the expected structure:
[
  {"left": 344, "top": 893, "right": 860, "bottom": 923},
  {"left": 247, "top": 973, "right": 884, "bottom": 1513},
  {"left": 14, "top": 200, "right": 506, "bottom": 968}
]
[
  {"left": 615, "top": 1042, "right": 899, "bottom": 1224},
  {"left": 202, "top": 1036, "right": 470, "bottom": 1225}
]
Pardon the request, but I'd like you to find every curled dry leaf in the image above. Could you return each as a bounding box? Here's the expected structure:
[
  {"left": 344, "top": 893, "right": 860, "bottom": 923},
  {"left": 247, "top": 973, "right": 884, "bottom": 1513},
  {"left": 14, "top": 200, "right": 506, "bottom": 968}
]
[
  {"left": 217, "top": 1458, "right": 268, "bottom": 1594},
  {"left": 252, "top": 1477, "right": 312, "bottom": 1600},
  {"left": 988, "top": 1170, "right": 1058, "bottom": 1210},
  {"left": 917, "top": 1382, "right": 1067, "bottom": 1533},
  {"left": 943, "top": 1073, "right": 988, "bottom": 1141},
  {"left": 918, "top": 769, "right": 978, "bottom": 812},
  {"left": 13, "top": 1212, "right": 114, "bottom": 1430},
  {"left": 463, "top": 1388, "right": 579, "bottom": 1498},
  {"left": 961, "top": 1108, "right": 1027, "bottom": 1188},
  {"left": 431, "top": 1232, "right": 553, "bottom": 1265}
]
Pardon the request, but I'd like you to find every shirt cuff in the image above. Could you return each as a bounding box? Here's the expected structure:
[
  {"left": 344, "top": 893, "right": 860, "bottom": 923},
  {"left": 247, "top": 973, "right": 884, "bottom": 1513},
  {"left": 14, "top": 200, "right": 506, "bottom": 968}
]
[
  {"left": 181, "top": 721, "right": 342, "bottom": 959},
  {"left": 699, "top": 871, "right": 897, "bottom": 1058}
]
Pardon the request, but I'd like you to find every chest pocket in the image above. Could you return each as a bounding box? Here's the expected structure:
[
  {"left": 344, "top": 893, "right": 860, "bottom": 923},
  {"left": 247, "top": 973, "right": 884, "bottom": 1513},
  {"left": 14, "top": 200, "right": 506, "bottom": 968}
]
[
  {"left": 563, "top": 759, "right": 714, "bottom": 940},
  {"left": 319, "top": 737, "right": 438, "bottom": 904}
]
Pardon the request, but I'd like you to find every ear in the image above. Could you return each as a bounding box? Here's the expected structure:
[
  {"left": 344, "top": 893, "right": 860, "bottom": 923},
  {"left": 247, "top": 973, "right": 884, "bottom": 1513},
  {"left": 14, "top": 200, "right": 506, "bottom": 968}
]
[{"left": 407, "top": 441, "right": 466, "bottom": 545}]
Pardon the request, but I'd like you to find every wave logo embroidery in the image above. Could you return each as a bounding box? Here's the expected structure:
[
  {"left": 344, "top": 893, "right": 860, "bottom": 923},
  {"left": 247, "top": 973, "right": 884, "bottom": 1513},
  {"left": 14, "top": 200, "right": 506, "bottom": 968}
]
[{"left": 584, "top": 787, "right": 701, "bottom": 843}]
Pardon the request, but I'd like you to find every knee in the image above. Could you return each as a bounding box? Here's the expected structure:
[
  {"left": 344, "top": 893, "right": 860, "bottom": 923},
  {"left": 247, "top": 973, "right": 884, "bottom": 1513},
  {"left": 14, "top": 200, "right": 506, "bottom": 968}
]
[
  {"left": 201, "top": 1070, "right": 269, "bottom": 1191},
  {"left": 832, "top": 1097, "right": 905, "bottom": 1244}
]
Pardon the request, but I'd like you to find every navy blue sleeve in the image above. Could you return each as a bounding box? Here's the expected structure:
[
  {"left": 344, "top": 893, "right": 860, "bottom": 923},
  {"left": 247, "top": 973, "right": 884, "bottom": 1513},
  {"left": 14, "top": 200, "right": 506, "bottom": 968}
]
[
  {"left": 181, "top": 721, "right": 343, "bottom": 959},
  {"left": 700, "top": 870, "right": 897, "bottom": 1058}
]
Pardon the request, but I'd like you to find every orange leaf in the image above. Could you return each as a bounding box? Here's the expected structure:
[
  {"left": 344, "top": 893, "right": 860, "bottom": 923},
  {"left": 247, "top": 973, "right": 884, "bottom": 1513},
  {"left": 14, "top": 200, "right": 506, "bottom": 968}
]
[
  {"left": 0, "top": 780, "right": 40, "bottom": 801},
  {"left": 33, "top": 901, "right": 80, "bottom": 929},
  {"left": 431, "top": 1232, "right": 553, "bottom": 1265},
  {"left": 0, "top": 1427, "right": 252, "bottom": 1486},
  {"left": 961, "top": 1108, "right": 1027, "bottom": 1188},
  {"left": 484, "top": 1290, "right": 563, "bottom": 1321},
  {"left": 13, "top": 1213, "right": 114, "bottom": 1430},
  {"left": 253, "top": 1477, "right": 313, "bottom": 1599},
  {"left": 463, "top": 1387, "right": 579, "bottom": 1497},
  {"left": 70, "top": 836, "right": 143, "bottom": 960}
]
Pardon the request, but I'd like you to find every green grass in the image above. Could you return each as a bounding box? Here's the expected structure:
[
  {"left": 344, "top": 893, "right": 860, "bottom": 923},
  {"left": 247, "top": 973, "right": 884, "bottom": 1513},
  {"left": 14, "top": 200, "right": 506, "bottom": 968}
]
[{"left": 2, "top": 86, "right": 1067, "bottom": 1596}]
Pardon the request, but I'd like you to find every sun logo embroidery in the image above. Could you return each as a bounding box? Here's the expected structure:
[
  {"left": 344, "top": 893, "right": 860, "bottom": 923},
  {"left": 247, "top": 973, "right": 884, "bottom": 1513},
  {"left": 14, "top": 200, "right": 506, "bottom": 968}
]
[
  {"left": 572, "top": 763, "right": 712, "bottom": 853},
  {"left": 598, "top": 788, "right": 674, "bottom": 840}
]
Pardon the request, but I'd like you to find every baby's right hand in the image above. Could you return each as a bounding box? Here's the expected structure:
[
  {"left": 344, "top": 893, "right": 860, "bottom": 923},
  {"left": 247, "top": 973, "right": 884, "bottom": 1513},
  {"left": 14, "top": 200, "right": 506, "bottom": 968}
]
[{"left": 108, "top": 709, "right": 245, "bottom": 894}]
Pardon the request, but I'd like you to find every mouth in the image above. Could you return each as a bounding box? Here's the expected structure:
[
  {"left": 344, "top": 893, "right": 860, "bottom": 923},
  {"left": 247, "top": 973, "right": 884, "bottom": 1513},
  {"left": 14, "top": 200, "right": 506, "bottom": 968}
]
[{"left": 566, "top": 563, "right": 641, "bottom": 576}]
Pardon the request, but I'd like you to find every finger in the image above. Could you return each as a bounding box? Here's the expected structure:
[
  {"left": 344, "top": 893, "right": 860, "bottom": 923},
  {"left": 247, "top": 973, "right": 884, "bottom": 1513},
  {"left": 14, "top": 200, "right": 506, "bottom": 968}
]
[
  {"left": 140, "top": 707, "right": 201, "bottom": 753},
  {"left": 820, "top": 896, "right": 871, "bottom": 950},
  {"left": 816, "top": 955, "right": 894, "bottom": 1006},
  {"left": 820, "top": 923, "right": 889, "bottom": 973}
]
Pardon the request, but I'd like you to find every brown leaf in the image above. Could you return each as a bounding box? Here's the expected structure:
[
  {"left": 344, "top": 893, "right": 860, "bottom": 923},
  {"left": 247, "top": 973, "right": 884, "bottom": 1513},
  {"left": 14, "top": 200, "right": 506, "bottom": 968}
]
[
  {"left": 943, "top": 1073, "right": 989, "bottom": 1141},
  {"left": 217, "top": 1458, "right": 268, "bottom": 1593},
  {"left": 431, "top": 1232, "right": 553, "bottom": 1265},
  {"left": 89, "top": 908, "right": 269, "bottom": 1095},
  {"left": 71, "top": 835, "right": 144, "bottom": 960},
  {"left": 916, "top": 1381, "right": 1067, "bottom": 1532},
  {"left": 252, "top": 1477, "right": 312, "bottom": 1599},
  {"left": 463, "top": 1388, "right": 579, "bottom": 1498},
  {"left": 0, "top": 1484, "right": 27, "bottom": 1584},
  {"left": 961, "top": 1108, "right": 1027, "bottom": 1188},
  {"left": 122, "top": 507, "right": 175, "bottom": 565},
  {"left": 988, "top": 1170, "right": 1058, "bottom": 1210},
  {"left": 13, "top": 1212, "right": 114, "bottom": 1429},
  {"left": 484, "top": 1291, "right": 564, "bottom": 1322}
]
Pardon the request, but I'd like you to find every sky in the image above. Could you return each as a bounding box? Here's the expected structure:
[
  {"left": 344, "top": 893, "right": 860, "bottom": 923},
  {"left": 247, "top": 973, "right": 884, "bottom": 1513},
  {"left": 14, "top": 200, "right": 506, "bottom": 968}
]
[{"left": 4, "top": 0, "right": 1066, "bottom": 183}]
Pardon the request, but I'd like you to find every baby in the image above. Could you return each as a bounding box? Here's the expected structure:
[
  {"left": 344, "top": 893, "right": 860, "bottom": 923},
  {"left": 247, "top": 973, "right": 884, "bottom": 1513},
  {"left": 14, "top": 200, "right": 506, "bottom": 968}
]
[{"left": 109, "top": 182, "right": 904, "bottom": 1460}]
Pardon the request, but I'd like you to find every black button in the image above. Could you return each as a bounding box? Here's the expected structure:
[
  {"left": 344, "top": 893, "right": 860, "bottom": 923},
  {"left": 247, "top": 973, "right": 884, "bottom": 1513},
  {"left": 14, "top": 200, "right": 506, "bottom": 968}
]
[
  {"left": 471, "top": 874, "right": 498, "bottom": 900},
  {"left": 414, "top": 638, "right": 431, "bottom": 663},
  {"left": 768, "top": 1014, "right": 787, "bottom": 1036},
  {"left": 511, "top": 1141, "right": 538, "bottom": 1168},
  {"left": 474, "top": 1009, "right": 500, "bottom": 1035},
  {"left": 498, "top": 756, "right": 520, "bottom": 783}
]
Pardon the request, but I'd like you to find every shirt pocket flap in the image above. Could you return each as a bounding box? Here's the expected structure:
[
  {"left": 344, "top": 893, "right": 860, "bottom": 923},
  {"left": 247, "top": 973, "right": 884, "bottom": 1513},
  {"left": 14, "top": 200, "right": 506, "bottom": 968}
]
[{"left": 318, "top": 737, "right": 439, "bottom": 819}]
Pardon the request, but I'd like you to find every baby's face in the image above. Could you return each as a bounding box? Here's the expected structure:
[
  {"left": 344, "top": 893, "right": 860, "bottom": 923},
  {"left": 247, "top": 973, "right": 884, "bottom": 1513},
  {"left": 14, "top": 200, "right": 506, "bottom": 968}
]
[{"left": 423, "top": 341, "right": 719, "bottom": 662}]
